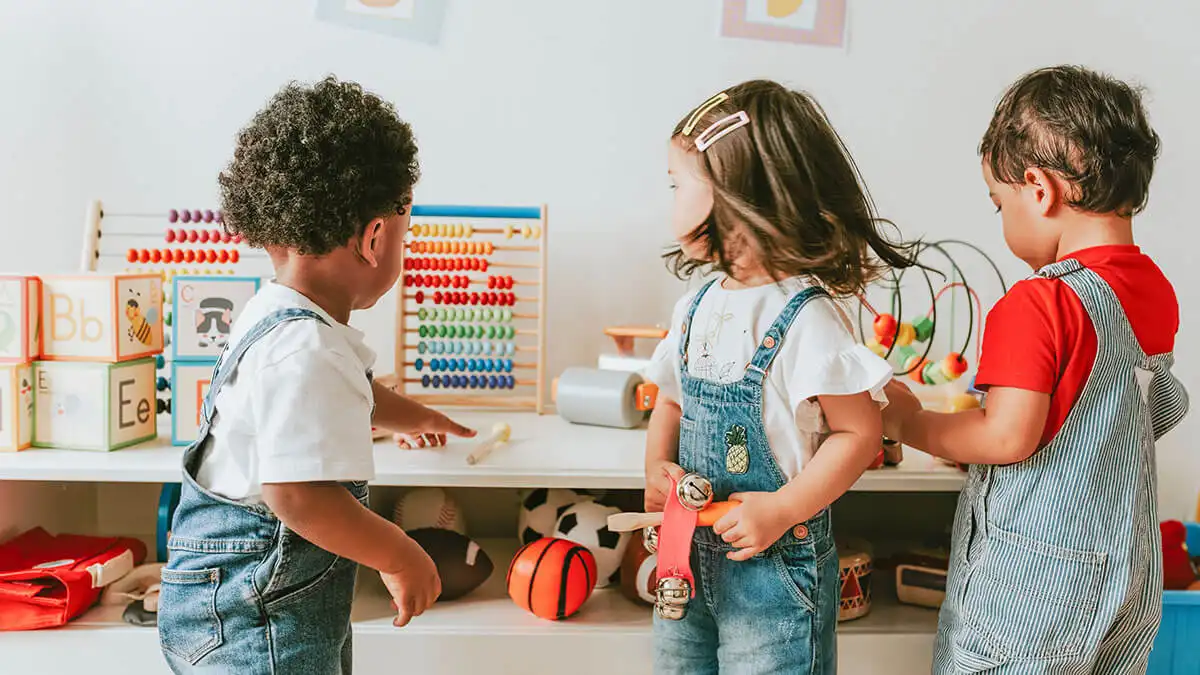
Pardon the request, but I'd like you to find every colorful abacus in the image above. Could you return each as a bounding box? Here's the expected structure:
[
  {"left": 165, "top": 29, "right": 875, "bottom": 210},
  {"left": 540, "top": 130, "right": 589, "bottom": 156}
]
[{"left": 395, "top": 205, "right": 548, "bottom": 413}]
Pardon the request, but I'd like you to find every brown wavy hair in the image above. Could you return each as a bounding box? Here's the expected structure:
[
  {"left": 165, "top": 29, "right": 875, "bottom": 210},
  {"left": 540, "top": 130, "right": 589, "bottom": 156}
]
[{"left": 665, "top": 80, "right": 916, "bottom": 296}]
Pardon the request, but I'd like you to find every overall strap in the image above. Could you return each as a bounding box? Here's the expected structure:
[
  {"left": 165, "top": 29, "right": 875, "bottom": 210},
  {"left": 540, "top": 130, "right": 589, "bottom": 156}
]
[
  {"left": 1036, "top": 258, "right": 1141, "bottom": 359},
  {"left": 199, "top": 308, "right": 329, "bottom": 427},
  {"left": 744, "top": 285, "right": 829, "bottom": 386},
  {"left": 677, "top": 279, "right": 719, "bottom": 369}
]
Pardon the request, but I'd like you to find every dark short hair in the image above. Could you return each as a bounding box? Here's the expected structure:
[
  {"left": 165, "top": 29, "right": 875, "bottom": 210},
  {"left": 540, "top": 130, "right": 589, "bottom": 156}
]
[
  {"left": 219, "top": 76, "right": 419, "bottom": 255},
  {"left": 980, "top": 65, "right": 1159, "bottom": 217},
  {"left": 666, "top": 80, "right": 916, "bottom": 297}
]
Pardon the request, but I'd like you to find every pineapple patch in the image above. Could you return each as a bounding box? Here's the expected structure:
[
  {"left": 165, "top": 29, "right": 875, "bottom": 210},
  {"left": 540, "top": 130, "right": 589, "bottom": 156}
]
[{"left": 725, "top": 425, "right": 749, "bottom": 474}]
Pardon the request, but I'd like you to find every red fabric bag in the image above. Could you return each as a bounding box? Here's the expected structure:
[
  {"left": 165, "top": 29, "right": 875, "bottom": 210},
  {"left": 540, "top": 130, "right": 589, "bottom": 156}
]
[{"left": 0, "top": 527, "right": 146, "bottom": 630}]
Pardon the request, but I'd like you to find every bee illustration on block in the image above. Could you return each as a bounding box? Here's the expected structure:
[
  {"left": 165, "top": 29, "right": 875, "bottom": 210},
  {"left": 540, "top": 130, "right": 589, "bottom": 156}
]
[{"left": 126, "top": 290, "right": 159, "bottom": 347}]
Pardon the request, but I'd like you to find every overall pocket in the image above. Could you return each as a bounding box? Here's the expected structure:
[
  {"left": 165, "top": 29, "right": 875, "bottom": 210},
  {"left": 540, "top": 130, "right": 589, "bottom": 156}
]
[
  {"left": 158, "top": 567, "right": 223, "bottom": 665},
  {"left": 772, "top": 543, "right": 822, "bottom": 614},
  {"left": 962, "top": 526, "right": 1105, "bottom": 660}
]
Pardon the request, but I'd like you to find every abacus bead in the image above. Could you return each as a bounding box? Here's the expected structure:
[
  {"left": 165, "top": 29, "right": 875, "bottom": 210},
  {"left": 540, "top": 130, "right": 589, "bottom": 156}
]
[
  {"left": 434, "top": 342, "right": 444, "bottom": 354},
  {"left": 451, "top": 375, "right": 462, "bottom": 388},
  {"left": 126, "top": 249, "right": 138, "bottom": 263},
  {"left": 522, "top": 225, "right": 532, "bottom": 239},
  {"left": 204, "top": 250, "right": 216, "bottom": 263},
  {"left": 192, "top": 210, "right": 203, "bottom": 222},
  {"left": 182, "top": 210, "right": 192, "bottom": 223},
  {"left": 503, "top": 309, "right": 513, "bottom": 322},
  {"left": 417, "top": 342, "right": 427, "bottom": 354},
  {"left": 418, "top": 325, "right": 428, "bottom": 338},
  {"left": 466, "top": 359, "right": 476, "bottom": 372},
  {"left": 488, "top": 375, "right": 498, "bottom": 389},
  {"left": 157, "top": 377, "right": 168, "bottom": 391},
  {"left": 230, "top": 250, "right": 240, "bottom": 263},
  {"left": 417, "top": 307, "right": 426, "bottom": 320},
  {"left": 422, "top": 375, "right": 431, "bottom": 388},
  {"left": 504, "top": 359, "right": 513, "bottom": 372},
  {"left": 414, "top": 358, "right": 424, "bottom": 371},
  {"left": 470, "top": 292, "right": 480, "bottom": 305},
  {"left": 470, "top": 375, "right": 480, "bottom": 388},
  {"left": 532, "top": 225, "right": 541, "bottom": 238},
  {"left": 433, "top": 291, "right": 442, "bottom": 304},
  {"left": 486, "top": 325, "right": 495, "bottom": 339},
  {"left": 166, "top": 229, "right": 178, "bottom": 244},
  {"left": 218, "top": 250, "right": 230, "bottom": 263},
  {"left": 203, "top": 210, "right": 214, "bottom": 223},
  {"left": 487, "top": 276, "right": 496, "bottom": 290},
  {"left": 156, "top": 355, "right": 166, "bottom": 369},
  {"left": 138, "top": 249, "right": 151, "bottom": 263},
  {"left": 507, "top": 342, "right": 516, "bottom": 355},
  {"left": 505, "top": 224, "right": 514, "bottom": 239},
  {"left": 221, "top": 232, "right": 232, "bottom": 244},
  {"left": 434, "top": 324, "right": 444, "bottom": 337},
  {"left": 169, "top": 209, "right": 179, "bottom": 223},
  {"left": 485, "top": 242, "right": 495, "bottom": 255},
  {"left": 431, "top": 375, "right": 440, "bottom": 388},
  {"left": 415, "top": 291, "right": 425, "bottom": 304}
]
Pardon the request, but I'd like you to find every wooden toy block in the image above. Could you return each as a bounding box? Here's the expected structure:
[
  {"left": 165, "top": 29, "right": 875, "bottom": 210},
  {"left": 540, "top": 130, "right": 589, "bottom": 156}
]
[
  {"left": 0, "top": 363, "right": 34, "bottom": 451},
  {"left": 171, "top": 361, "right": 214, "bottom": 446},
  {"left": 171, "top": 276, "right": 260, "bottom": 362},
  {"left": 33, "top": 358, "right": 157, "bottom": 451},
  {"left": 40, "top": 274, "right": 163, "bottom": 362},
  {"left": 0, "top": 276, "right": 42, "bottom": 364}
]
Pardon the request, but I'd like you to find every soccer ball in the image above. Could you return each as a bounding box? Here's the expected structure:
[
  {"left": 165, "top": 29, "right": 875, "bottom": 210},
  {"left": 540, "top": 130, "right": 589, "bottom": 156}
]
[
  {"left": 553, "top": 500, "right": 629, "bottom": 587},
  {"left": 518, "top": 488, "right": 594, "bottom": 545}
]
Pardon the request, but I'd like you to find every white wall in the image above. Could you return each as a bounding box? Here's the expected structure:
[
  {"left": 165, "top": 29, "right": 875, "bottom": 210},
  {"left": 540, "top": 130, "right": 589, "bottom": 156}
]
[{"left": 1, "top": 0, "right": 1196, "bottom": 518}]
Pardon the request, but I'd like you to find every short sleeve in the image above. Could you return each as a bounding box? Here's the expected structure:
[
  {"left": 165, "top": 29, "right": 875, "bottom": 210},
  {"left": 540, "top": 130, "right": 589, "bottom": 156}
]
[
  {"left": 252, "top": 347, "right": 376, "bottom": 484},
  {"left": 639, "top": 292, "right": 695, "bottom": 404},
  {"left": 975, "top": 280, "right": 1058, "bottom": 394},
  {"left": 779, "top": 297, "right": 892, "bottom": 409}
]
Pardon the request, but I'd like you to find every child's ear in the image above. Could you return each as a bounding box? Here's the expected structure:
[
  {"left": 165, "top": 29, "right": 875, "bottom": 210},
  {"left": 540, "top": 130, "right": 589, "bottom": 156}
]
[
  {"left": 1023, "top": 167, "right": 1059, "bottom": 216},
  {"left": 358, "top": 218, "right": 385, "bottom": 267}
]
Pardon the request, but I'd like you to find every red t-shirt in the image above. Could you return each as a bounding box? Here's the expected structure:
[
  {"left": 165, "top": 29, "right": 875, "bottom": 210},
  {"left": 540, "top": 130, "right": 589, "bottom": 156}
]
[{"left": 975, "top": 246, "right": 1179, "bottom": 445}]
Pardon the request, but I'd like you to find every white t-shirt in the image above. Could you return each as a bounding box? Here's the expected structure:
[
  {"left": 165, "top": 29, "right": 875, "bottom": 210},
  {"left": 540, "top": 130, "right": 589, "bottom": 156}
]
[
  {"left": 641, "top": 277, "right": 891, "bottom": 479},
  {"left": 195, "top": 282, "right": 377, "bottom": 503}
]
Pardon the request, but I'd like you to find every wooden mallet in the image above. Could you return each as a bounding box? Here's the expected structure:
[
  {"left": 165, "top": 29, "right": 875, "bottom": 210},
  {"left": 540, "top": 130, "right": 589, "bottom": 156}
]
[
  {"left": 466, "top": 422, "right": 511, "bottom": 465},
  {"left": 606, "top": 500, "right": 740, "bottom": 532}
]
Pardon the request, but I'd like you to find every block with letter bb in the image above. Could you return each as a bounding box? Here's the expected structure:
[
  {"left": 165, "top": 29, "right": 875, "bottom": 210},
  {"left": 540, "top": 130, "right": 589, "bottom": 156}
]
[
  {"left": 0, "top": 363, "right": 34, "bottom": 451},
  {"left": 172, "top": 276, "right": 260, "bottom": 361},
  {"left": 33, "top": 358, "right": 157, "bottom": 451},
  {"left": 41, "top": 274, "right": 163, "bottom": 362},
  {"left": 0, "top": 276, "right": 42, "bottom": 364}
]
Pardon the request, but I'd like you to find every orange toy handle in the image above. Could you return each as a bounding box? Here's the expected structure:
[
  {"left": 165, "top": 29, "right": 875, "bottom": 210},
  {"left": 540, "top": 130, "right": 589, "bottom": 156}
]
[
  {"left": 696, "top": 500, "right": 738, "bottom": 527},
  {"left": 604, "top": 325, "right": 669, "bottom": 357},
  {"left": 635, "top": 382, "right": 659, "bottom": 412}
]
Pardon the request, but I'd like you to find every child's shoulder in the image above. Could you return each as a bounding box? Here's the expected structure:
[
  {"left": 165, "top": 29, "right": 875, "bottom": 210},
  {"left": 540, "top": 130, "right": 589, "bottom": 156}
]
[{"left": 231, "top": 284, "right": 370, "bottom": 377}]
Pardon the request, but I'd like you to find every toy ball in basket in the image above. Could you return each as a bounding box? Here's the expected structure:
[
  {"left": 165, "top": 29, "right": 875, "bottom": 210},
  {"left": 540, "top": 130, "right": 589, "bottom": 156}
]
[
  {"left": 838, "top": 549, "right": 873, "bottom": 621},
  {"left": 407, "top": 528, "right": 493, "bottom": 601},
  {"left": 507, "top": 537, "right": 597, "bottom": 620}
]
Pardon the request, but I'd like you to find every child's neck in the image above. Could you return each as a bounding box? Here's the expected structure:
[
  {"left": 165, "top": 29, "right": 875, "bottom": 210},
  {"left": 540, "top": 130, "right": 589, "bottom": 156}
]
[
  {"left": 1054, "top": 210, "right": 1135, "bottom": 261},
  {"left": 270, "top": 249, "right": 358, "bottom": 325}
]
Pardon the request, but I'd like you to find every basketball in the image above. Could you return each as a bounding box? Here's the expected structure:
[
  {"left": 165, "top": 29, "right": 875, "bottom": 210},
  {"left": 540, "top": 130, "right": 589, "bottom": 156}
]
[
  {"left": 506, "top": 537, "right": 597, "bottom": 620},
  {"left": 618, "top": 535, "right": 657, "bottom": 605}
]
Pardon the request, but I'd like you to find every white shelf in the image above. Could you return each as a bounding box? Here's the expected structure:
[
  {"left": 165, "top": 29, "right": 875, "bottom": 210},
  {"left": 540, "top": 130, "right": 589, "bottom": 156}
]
[
  {"left": 0, "top": 412, "right": 966, "bottom": 492},
  {"left": 2, "top": 539, "right": 938, "bottom": 674}
]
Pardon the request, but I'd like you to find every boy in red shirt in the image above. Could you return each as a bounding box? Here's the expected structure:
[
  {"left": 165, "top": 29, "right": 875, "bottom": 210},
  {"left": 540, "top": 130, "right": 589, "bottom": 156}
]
[{"left": 885, "top": 66, "right": 1189, "bottom": 673}]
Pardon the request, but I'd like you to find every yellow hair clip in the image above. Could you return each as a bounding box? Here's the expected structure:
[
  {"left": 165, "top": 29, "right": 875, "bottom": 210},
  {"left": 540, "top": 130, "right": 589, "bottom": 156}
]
[{"left": 682, "top": 92, "right": 730, "bottom": 136}]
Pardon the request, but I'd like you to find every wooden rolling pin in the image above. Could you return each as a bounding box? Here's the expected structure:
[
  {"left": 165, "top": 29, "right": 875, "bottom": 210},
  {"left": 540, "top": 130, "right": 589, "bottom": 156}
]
[{"left": 607, "top": 500, "right": 740, "bottom": 532}]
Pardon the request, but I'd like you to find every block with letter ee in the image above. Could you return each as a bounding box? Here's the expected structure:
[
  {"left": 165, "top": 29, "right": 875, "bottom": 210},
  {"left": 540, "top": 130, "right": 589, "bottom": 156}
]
[{"left": 33, "top": 358, "right": 157, "bottom": 451}]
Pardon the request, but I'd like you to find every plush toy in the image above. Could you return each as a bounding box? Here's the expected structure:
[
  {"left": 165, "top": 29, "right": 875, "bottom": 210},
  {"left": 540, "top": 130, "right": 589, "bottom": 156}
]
[{"left": 1161, "top": 520, "right": 1197, "bottom": 590}]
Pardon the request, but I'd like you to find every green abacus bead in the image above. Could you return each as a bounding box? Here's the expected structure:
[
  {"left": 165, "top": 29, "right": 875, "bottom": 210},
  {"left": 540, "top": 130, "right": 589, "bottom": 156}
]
[
  {"left": 503, "top": 309, "right": 513, "bottom": 323},
  {"left": 165, "top": 311, "right": 173, "bottom": 327},
  {"left": 418, "top": 307, "right": 427, "bottom": 320},
  {"left": 445, "top": 325, "right": 455, "bottom": 338},
  {"left": 487, "top": 325, "right": 497, "bottom": 339},
  {"left": 418, "top": 325, "right": 428, "bottom": 338},
  {"left": 506, "top": 325, "right": 516, "bottom": 339},
  {"left": 436, "top": 324, "right": 447, "bottom": 338},
  {"left": 912, "top": 316, "right": 934, "bottom": 343},
  {"left": 455, "top": 308, "right": 465, "bottom": 321}
]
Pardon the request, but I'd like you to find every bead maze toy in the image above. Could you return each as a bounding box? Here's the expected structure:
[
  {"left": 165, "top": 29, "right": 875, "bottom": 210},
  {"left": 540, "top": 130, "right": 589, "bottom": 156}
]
[
  {"left": 395, "top": 205, "right": 548, "bottom": 413},
  {"left": 856, "top": 239, "right": 1007, "bottom": 405}
]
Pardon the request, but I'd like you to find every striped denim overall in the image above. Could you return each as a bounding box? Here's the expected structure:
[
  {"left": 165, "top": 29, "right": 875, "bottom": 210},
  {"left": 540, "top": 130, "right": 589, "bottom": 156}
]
[
  {"left": 654, "top": 282, "right": 840, "bottom": 675},
  {"left": 934, "top": 259, "right": 1188, "bottom": 674},
  {"left": 159, "top": 308, "right": 369, "bottom": 674}
]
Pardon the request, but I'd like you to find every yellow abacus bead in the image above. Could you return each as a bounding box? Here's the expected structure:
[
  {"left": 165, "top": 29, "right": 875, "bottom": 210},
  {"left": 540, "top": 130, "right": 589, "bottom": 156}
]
[
  {"left": 464, "top": 224, "right": 474, "bottom": 238},
  {"left": 895, "top": 322, "right": 916, "bottom": 347},
  {"left": 522, "top": 224, "right": 532, "bottom": 239},
  {"left": 455, "top": 223, "right": 464, "bottom": 238},
  {"left": 505, "top": 224, "right": 514, "bottom": 239},
  {"left": 439, "top": 223, "right": 449, "bottom": 237},
  {"left": 531, "top": 225, "right": 541, "bottom": 239}
]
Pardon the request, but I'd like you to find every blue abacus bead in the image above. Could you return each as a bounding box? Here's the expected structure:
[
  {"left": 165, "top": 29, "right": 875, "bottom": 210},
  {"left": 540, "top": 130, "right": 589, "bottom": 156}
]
[
  {"left": 469, "top": 375, "right": 479, "bottom": 388},
  {"left": 422, "top": 375, "right": 431, "bottom": 388},
  {"left": 456, "top": 375, "right": 467, "bottom": 388},
  {"left": 414, "top": 358, "right": 424, "bottom": 371},
  {"left": 483, "top": 359, "right": 493, "bottom": 372},
  {"left": 430, "top": 375, "right": 439, "bottom": 388},
  {"left": 442, "top": 375, "right": 452, "bottom": 388},
  {"left": 430, "top": 359, "right": 439, "bottom": 372},
  {"left": 458, "top": 358, "right": 468, "bottom": 371},
  {"left": 507, "top": 342, "right": 516, "bottom": 356},
  {"left": 156, "top": 355, "right": 166, "bottom": 369},
  {"left": 156, "top": 377, "right": 169, "bottom": 392},
  {"left": 488, "top": 375, "right": 498, "bottom": 389}
]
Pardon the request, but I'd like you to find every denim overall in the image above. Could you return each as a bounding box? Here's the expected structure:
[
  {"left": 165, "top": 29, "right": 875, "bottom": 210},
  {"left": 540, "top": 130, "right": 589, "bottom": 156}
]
[
  {"left": 934, "top": 260, "right": 1189, "bottom": 674},
  {"left": 158, "top": 308, "right": 370, "bottom": 675},
  {"left": 654, "top": 281, "right": 840, "bottom": 675}
]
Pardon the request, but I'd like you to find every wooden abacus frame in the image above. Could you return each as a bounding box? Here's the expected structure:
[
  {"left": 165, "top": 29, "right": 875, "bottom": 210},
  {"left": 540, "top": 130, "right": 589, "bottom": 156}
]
[{"left": 394, "top": 204, "right": 548, "bottom": 413}]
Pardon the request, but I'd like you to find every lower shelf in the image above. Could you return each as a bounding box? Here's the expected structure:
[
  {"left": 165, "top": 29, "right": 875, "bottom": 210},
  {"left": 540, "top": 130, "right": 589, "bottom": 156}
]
[{"left": 0, "top": 540, "right": 939, "bottom": 674}]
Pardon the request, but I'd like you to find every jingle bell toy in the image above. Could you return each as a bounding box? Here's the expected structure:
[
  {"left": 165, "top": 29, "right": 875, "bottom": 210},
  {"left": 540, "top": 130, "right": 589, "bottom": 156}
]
[
  {"left": 652, "top": 471, "right": 715, "bottom": 621},
  {"left": 655, "top": 577, "right": 691, "bottom": 621}
]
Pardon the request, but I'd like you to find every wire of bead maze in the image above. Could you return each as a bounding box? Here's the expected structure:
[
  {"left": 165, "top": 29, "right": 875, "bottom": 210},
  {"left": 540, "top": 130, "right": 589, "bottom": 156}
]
[{"left": 395, "top": 205, "right": 548, "bottom": 414}]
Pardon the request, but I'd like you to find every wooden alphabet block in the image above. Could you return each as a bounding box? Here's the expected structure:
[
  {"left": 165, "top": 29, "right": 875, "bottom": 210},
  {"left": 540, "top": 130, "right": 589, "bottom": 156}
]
[
  {"left": 0, "top": 364, "right": 34, "bottom": 451},
  {"left": 33, "top": 358, "right": 157, "bottom": 451},
  {"left": 41, "top": 274, "right": 163, "bottom": 362},
  {"left": 171, "top": 276, "right": 260, "bottom": 361},
  {"left": 0, "top": 276, "right": 42, "bottom": 364},
  {"left": 171, "top": 361, "right": 214, "bottom": 447}
]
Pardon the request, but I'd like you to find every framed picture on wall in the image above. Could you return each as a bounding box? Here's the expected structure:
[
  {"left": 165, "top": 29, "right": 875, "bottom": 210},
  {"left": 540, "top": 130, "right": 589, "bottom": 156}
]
[
  {"left": 315, "top": 0, "right": 447, "bottom": 44},
  {"left": 720, "top": 0, "right": 847, "bottom": 47}
]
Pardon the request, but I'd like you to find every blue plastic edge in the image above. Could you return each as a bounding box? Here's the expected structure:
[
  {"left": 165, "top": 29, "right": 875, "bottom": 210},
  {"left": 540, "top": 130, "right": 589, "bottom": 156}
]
[{"left": 409, "top": 205, "right": 542, "bottom": 219}]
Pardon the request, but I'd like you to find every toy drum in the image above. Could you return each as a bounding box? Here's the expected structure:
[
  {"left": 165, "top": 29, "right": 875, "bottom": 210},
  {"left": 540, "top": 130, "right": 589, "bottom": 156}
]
[{"left": 838, "top": 550, "right": 872, "bottom": 621}]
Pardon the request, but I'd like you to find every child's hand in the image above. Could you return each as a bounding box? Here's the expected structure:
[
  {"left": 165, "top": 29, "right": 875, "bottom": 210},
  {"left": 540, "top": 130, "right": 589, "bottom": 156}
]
[
  {"left": 644, "top": 460, "right": 687, "bottom": 512},
  {"left": 882, "top": 378, "right": 921, "bottom": 442},
  {"left": 393, "top": 410, "right": 476, "bottom": 449},
  {"left": 713, "top": 491, "right": 793, "bottom": 561},
  {"left": 380, "top": 536, "right": 442, "bottom": 628}
]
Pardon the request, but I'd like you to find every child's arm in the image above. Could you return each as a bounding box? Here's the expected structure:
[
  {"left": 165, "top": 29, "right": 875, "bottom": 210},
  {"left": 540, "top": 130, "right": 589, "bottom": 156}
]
[
  {"left": 262, "top": 481, "right": 440, "bottom": 626},
  {"left": 884, "top": 379, "right": 1049, "bottom": 465},
  {"left": 714, "top": 391, "right": 881, "bottom": 561},
  {"left": 371, "top": 380, "right": 477, "bottom": 444},
  {"left": 644, "top": 398, "right": 685, "bottom": 511}
]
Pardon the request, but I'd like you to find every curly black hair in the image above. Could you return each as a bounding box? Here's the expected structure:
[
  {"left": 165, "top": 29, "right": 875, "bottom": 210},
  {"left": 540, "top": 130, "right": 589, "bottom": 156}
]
[
  {"left": 218, "top": 76, "right": 419, "bottom": 255},
  {"left": 980, "top": 65, "right": 1159, "bottom": 217}
]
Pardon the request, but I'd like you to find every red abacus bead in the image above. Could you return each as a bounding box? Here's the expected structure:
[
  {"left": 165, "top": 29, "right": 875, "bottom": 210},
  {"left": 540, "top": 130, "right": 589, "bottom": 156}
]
[
  {"left": 434, "top": 292, "right": 443, "bottom": 304},
  {"left": 507, "top": 292, "right": 516, "bottom": 306},
  {"left": 181, "top": 210, "right": 192, "bottom": 223},
  {"left": 150, "top": 249, "right": 162, "bottom": 263},
  {"left": 218, "top": 250, "right": 230, "bottom": 263},
  {"left": 169, "top": 209, "right": 179, "bottom": 223},
  {"left": 184, "top": 250, "right": 196, "bottom": 263},
  {"left": 204, "top": 210, "right": 214, "bottom": 223},
  {"left": 487, "top": 276, "right": 496, "bottom": 289},
  {"left": 505, "top": 275, "right": 514, "bottom": 290},
  {"left": 403, "top": 258, "right": 412, "bottom": 270},
  {"left": 165, "top": 230, "right": 177, "bottom": 243},
  {"left": 230, "top": 250, "right": 240, "bottom": 263},
  {"left": 462, "top": 275, "right": 470, "bottom": 288},
  {"left": 199, "top": 230, "right": 210, "bottom": 244},
  {"left": 221, "top": 232, "right": 231, "bottom": 244},
  {"left": 192, "top": 210, "right": 203, "bottom": 222},
  {"left": 467, "top": 292, "right": 478, "bottom": 305},
  {"left": 210, "top": 229, "right": 222, "bottom": 242},
  {"left": 187, "top": 229, "right": 198, "bottom": 243},
  {"left": 137, "top": 249, "right": 150, "bottom": 263},
  {"left": 403, "top": 274, "right": 413, "bottom": 287},
  {"left": 439, "top": 258, "right": 449, "bottom": 271},
  {"left": 126, "top": 249, "right": 138, "bottom": 263},
  {"left": 175, "top": 249, "right": 186, "bottom": 263},
  {"left": 415, "top": 291, "right": 424, "bottom": 304},
  {"left": 233, "top": 234, "right": 242, "bottom": 244}
]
